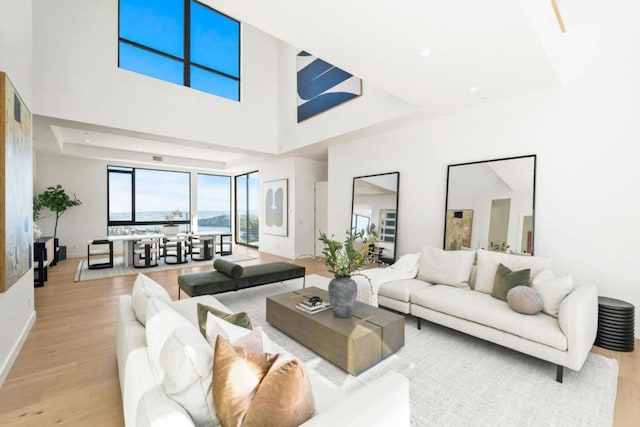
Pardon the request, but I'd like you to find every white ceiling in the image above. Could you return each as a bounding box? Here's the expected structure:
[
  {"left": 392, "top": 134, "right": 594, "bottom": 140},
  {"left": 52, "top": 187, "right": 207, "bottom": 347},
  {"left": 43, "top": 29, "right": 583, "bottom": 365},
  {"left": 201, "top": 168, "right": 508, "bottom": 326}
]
[{"left": 34, "top": 0, "right": 563, "bottom": 170}]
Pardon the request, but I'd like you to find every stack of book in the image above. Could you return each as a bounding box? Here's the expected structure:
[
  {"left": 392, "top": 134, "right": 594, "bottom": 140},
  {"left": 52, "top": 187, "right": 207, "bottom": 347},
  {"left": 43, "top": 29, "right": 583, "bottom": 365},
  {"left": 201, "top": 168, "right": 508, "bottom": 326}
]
[{"left": 296, "top": 299, "right": 331, "bottom": 314}]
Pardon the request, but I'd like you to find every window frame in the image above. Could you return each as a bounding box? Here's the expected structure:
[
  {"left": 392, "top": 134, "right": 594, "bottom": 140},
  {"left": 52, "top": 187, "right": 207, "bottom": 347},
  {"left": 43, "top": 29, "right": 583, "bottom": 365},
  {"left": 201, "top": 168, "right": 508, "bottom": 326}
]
[
  {"left": 234, "top": 170, "right": 259, "bottom": 247},
  {"left": 117, "top": 0, "right": 241, "bottom": 101},
  {"left": 107, "top": 165, "right": 192, "bottom": 234}
]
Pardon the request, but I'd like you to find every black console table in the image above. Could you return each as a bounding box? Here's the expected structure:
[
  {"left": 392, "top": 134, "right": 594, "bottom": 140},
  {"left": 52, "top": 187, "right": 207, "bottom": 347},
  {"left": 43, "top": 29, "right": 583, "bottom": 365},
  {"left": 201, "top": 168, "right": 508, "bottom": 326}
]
[{"left": 595, "top": 296, "right": 635, "bottom": 352}]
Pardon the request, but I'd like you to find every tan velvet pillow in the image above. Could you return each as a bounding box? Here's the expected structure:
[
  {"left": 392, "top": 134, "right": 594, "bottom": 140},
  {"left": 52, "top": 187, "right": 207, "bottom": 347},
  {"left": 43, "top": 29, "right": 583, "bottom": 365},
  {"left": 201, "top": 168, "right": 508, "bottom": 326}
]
[
  {"left": 243, "top": 358, "right": 315, "bottom": 427},
  {"left": 212, "top": 336, "right": 315, "bottom": 427},
  {"left": 212, "top": 336, "right": 276, "bottom": 427}
]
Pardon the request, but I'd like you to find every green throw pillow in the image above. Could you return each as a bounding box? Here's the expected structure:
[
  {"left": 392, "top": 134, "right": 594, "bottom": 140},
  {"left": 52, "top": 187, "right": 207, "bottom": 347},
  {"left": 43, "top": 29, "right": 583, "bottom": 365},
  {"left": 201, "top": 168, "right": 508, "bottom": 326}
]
[
  {"left": 491, "top": 263, "right": 531, "bottom": 301},
  {"left": 197, "top": 303, "right": 252, "bottom": 337}
]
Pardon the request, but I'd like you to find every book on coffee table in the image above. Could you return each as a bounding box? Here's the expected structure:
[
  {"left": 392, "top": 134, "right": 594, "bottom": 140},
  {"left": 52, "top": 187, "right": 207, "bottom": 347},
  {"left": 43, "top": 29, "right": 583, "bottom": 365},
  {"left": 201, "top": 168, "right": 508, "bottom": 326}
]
[{"left": 296, "top": 301, "right": 331, "bottom": 314}]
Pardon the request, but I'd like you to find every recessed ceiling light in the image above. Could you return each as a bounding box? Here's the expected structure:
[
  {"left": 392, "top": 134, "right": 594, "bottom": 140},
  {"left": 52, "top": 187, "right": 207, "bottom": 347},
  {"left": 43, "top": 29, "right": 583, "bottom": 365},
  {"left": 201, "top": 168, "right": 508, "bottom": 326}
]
[
  {"left": 469, "top": 87, "right": 479, "bottom": 93},
  {"left": 85, "top": 139, "right": 91, "bottom": 143},
  {"left": 420, "top": 48, "right": 432, "bottom": 57}
]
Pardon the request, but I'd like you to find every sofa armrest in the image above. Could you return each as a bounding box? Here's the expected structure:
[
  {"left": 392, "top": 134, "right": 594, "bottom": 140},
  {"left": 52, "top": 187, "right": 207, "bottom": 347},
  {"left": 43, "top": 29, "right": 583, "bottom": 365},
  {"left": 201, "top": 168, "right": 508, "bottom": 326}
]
[
  {"left": 301, "top": 373, "right": 410, "bottom": 427},
  {"left": 558, "top": 283, "right": 598, "bottom": 371}
]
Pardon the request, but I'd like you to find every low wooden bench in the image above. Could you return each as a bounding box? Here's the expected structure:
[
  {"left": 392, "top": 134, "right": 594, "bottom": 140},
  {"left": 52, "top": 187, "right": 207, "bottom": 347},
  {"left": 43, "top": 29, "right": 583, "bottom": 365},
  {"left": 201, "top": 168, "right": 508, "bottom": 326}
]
[{"left": 178, "top": 259, "right": 305, "bottom": 299}]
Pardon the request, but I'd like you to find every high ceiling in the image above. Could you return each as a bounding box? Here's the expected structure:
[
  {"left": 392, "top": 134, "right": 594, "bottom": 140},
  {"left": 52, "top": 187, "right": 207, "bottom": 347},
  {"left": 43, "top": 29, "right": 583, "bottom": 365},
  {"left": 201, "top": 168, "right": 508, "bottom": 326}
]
[{"left": 34, "top": 0, "right": 563, "bottom": 171}]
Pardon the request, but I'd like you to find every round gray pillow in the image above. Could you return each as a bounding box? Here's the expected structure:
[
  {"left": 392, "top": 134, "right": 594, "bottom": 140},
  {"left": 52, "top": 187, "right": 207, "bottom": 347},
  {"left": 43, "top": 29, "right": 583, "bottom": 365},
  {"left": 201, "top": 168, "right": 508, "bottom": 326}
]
[{"left": 507, "top": 286, "right": 543, "bottom": 315}]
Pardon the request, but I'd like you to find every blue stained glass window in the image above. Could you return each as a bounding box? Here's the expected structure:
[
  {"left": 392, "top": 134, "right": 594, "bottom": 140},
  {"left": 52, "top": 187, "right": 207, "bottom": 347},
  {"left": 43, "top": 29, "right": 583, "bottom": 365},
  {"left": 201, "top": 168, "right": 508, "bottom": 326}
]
[
  {"left": 119, "top": 0, "right": 183, "bottom": 58},
  {"left": 191, "top": 2, "right": 240, "bottom": 77},
  {"left": 119, "top": 42, "right": 183, "bottom": 85},
  {"left": 191, "top": 67, "right": 239, "bottom": 100},
  {"left": 118, "top": 0, "right": 240, "bottom": 101}
]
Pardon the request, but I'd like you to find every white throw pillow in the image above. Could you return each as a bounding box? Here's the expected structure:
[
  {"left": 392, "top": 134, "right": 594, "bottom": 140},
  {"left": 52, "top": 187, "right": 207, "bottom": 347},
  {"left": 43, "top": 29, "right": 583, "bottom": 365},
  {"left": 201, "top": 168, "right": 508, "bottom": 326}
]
[
  {"left": 131, "top": 273, "right": 172, "bottom": 325},
  {"left": 159, "top": 321, "right": 217, "bottom": 427},
  {"left": 146, "top": 301, "right": 195, "bottom": 381},
  {"left": 417, "top": 246, "right": 475, "bottom": 288},
  {"left": 391, "top": 252, "right": 421, "bottom": 275},
  {"left": 205, "top": 313, "right": 274, "bottom": 354},
  {"left": 532, "top": 269, "right": 575, "bottom": 318},
  {"left": 475, "top": 249, "right": 551, "bottom": 294},
  {"left": 146, "top": 296, "right": 176, "bottom": 324}
]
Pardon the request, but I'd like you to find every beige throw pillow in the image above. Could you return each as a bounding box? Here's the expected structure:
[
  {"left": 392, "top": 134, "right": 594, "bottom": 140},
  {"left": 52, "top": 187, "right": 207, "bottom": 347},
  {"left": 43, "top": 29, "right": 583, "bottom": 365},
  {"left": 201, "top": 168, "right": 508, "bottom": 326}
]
[
  {"left": 531, "top": 269, "right": 575, "bottom": 317},
  {"left": 417, "top": 246, "right": 475, "bottom": 288}
]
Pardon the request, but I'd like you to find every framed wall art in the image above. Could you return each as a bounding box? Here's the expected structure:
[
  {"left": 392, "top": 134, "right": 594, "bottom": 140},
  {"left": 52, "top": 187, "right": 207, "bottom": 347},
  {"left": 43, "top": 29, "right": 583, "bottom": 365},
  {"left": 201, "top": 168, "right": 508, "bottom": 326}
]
[
  {"left": 445, "top": 209, "right": 473, "bottom": 251},
  {"left": 263, "top": 179, "right": 288, "bottom": 236},
  {"left": 1, "top": 72, "right": 33, "bottom": 293},
  {"left": 297, "top": 51, "right": 362, "bottom": 122}
]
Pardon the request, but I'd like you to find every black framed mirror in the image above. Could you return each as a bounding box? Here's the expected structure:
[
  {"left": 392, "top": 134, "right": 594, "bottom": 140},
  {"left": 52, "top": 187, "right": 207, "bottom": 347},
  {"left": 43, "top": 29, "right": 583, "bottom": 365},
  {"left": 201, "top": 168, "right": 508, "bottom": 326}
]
[
  {"left": 444, "top": 155, "right": 536, "bottom": 255},
  {"left": 351, "top": 172, "right": 400, "bottom": 264}
]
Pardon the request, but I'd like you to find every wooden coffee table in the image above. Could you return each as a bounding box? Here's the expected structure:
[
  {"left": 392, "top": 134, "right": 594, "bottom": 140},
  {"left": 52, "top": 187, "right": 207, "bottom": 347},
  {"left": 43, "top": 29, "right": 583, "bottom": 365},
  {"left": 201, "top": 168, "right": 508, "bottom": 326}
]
[{"left": 266, "top": 287, "right": 404, "bottom": 375}]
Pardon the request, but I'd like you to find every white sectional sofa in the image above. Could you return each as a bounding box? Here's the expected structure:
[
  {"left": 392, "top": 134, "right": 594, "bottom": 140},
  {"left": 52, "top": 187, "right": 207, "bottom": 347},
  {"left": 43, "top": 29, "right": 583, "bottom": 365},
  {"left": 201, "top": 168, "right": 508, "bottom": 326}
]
[
  {"left": 116, "top": 274, "right": 411, "bottom": 427},
  {"left": 374, "top": 247, "right": 598, "bottom": 382}
]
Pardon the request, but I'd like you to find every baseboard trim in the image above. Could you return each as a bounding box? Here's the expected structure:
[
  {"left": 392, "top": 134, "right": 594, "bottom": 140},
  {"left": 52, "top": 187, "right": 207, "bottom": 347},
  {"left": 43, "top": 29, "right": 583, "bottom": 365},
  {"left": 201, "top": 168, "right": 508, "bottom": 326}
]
[{"left": 0, "top": 309, "right": 36, "bottom": 387}]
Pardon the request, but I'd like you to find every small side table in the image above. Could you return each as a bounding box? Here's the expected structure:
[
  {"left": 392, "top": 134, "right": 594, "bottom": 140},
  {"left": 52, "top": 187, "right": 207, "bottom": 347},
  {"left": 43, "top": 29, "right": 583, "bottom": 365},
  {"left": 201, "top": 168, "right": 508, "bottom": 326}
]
[{"left": 595, "top": 296, "right": 635, "bottom": 352}]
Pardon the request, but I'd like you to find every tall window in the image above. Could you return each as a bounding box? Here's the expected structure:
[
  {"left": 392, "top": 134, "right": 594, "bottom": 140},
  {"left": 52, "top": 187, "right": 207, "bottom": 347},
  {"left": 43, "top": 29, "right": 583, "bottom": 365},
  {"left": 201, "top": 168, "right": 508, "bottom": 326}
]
[
  {"left": 197, "top": 174, "right": 231, "bottom": 233},
  {"left": 118, "top": 0, "right": 240, "bottom": 101},
  {"left": 235, "top": 171, "right": 259, "bottom": 246},
  {"left": 108, "top": 166, "right": 191, "bottom": 235}
]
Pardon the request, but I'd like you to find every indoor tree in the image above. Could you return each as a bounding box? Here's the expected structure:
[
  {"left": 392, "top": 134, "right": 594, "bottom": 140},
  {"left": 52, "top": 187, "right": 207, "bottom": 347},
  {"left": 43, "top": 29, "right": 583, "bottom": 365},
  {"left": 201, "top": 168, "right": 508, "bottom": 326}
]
[{"left": 35, "top": 184, "right": 82, "bottom": 245}]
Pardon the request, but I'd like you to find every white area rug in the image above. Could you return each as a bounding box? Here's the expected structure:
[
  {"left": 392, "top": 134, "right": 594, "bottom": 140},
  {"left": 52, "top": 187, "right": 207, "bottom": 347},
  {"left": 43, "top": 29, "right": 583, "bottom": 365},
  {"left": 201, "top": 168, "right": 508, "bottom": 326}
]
[
  {"left": 216, "top": 276, "right": 618, "bottom": 427},
  {"left": 74, "top": 253, "right": 254, "bottom": 282}
]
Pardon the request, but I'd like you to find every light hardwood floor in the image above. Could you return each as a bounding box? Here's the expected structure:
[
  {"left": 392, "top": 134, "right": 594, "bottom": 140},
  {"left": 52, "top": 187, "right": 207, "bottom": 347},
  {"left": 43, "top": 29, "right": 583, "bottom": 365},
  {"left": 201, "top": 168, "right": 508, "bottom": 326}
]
[{"left": 0, "top": 246, "right": 637, "bottom": 426}]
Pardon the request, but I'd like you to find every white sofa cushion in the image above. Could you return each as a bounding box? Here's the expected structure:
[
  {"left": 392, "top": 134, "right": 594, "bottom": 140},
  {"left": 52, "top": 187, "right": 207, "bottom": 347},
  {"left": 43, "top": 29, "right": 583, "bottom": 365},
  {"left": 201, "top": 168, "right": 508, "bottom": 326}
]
[
  {"left": 158, "top": 319, "right": 217, "bottom": 427},
  {"left": 146, "top": 300, "right": 197, "bottom": 381},
  {"left": 379, "top": 279, "right": 432, "bottom": 303},
  {"left": 411, "top": 286, "right": 568, "bottom": 351},
  {"left": 417, "top": 246, "right": 475, "bottom": 288},
  {"left": 475, "top": 249, "right": 551, "bottom": 294},
  {"left": 532, "top": 269, "right": 575, "bottom": 318},
  {"left": 132, "top": 273, "right": 172, "bottom": 325}
]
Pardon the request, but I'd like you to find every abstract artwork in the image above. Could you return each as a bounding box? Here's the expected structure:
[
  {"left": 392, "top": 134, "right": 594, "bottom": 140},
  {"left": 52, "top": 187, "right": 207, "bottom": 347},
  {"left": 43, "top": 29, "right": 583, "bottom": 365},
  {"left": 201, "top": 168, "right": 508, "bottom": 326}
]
[
  {"left": 297, "top": 51, "right": 362, "bottom": 122},
  {"left": 263, "top": 179, "right": 288, "bottom": 236},
  {"left": 445, "top": 210, "right": 473, "bottom": 251},
  {"left": 1, "top": 72, "right": 32, "bottom": 292}
]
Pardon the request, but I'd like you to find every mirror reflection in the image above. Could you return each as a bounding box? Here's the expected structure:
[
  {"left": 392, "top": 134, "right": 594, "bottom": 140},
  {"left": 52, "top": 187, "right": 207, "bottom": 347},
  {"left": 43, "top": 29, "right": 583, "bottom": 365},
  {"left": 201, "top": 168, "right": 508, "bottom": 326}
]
[
  {"left": 351, "top": 172, "right": 400, "bottom": 264},
  {"left": 445, "top": 155, "right": 536, "bottom": 255}
]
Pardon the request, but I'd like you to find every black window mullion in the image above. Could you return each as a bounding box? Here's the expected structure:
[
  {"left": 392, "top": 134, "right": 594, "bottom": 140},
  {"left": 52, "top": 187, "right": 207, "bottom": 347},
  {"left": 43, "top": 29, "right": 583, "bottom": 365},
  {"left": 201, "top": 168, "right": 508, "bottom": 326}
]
[
  {"left": 184, "top": 0, "right": 191, "bottom": 87},
  {"left": 119, "top": 38, "right": 183, "bottom": 63},
  {"left": 131, "top": 168, "right": 136, "bottom": 223},
  {"left": 190, "top": 61, "right": 239, "bottom": 82}
]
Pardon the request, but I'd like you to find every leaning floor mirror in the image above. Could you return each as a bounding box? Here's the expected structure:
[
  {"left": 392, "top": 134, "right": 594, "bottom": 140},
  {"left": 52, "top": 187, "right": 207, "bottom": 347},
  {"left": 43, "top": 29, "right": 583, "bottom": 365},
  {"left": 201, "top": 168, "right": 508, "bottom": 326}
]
[
  {"left": 444, "top": 155, "right": 536, "bottom": 255},
  {"left": 351, "top": 172, "right": 400, "bottom": 264}
]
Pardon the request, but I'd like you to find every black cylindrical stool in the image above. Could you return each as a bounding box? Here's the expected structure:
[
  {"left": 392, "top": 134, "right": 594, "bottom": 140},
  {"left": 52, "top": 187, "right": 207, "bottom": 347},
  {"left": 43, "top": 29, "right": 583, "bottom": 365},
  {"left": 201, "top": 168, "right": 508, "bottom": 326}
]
[{"left": 595, "top": 296, "right": 635, "bottom": 352}]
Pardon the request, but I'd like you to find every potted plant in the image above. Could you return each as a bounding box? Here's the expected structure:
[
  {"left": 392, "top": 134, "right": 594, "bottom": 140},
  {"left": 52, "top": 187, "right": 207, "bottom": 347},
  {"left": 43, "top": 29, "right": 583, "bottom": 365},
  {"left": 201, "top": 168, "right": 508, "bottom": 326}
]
[
  {"left": 33, "top": 195, "right": 44, "bottom": 240},
  {"left": 318, "top": 230, "right": 374, "bottom": 317},
  {"left": 35, "top": 185, "right": 82, "bottom": 260},
  {"left": 161, "top": 209, "right": 183, "bottom": 235}
]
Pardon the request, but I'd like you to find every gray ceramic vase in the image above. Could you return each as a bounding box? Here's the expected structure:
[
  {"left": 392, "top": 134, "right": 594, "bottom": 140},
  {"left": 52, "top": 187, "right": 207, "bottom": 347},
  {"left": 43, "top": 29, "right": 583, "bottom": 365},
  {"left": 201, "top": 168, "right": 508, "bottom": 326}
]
[{"left": 328, "top": 276, "right": 357, "bottom": 318}]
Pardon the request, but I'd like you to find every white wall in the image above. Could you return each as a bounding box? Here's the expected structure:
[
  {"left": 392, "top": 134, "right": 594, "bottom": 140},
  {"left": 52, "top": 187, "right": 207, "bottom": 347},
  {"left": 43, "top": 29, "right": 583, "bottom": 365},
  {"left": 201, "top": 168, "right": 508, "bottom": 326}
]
[
  {"left": 294, "top": 158, "right": 328, "bottom": 257},
  {"left": 258, "top": 157, "right": 327, "bottom": 258},
  {"left": 32, "top": 0, "right": 279, "bottom": 153},
  {"left": 328, "top": 0, "right": 640, "bottom": 335},
  {"left": 35, "top": 154, "right": 109, "bottom": 257},
  {"left": 0, "top": 0, "right": 35, "bottom": 387}
]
